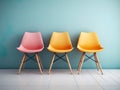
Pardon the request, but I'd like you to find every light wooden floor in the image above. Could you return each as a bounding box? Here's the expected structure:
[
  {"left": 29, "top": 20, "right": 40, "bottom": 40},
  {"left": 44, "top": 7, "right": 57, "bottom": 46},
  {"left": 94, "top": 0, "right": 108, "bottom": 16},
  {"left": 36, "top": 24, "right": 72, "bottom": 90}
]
[{"left": 0, "top": 69, "right": 120, "bottom": 90}]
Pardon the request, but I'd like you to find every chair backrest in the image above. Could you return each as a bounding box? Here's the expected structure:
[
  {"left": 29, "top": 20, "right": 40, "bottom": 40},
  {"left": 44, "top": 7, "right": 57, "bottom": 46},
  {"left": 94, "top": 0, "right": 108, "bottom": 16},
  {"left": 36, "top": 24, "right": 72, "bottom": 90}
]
[
  {"left": 21, "top": 32, "right": 44, "bottom": 50},
  {"left": 77, "top": 32, "right": 102, "bottom": 49},
  {"left": 49, "top": 32, "right": 73, "bottom": 49}
]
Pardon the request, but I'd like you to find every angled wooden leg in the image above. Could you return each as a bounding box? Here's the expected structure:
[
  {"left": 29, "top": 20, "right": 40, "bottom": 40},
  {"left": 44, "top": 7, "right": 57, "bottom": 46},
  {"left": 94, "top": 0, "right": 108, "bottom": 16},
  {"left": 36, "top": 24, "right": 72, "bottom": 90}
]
[
  {"left": 48, "top": 53, "right": 56, "bottom": 74},
  {"left": 78, "top": 52, "right": 86, "bottom": 74},
  {"left": 94, "top": 52, "right": 103, "bottom": 75},
  {"left": 65, "top": 53, "right": 73, "bottom": 74},
  {"left": 95, "top": 62, "right": 99, "bottom": 71},
  {"left": 93, "top": 53, "right": 99, "bottom": 71},
  {"left": 21, "top": 55, "right": 27, "bottom": 69},
  {"left": 36, "top": 53, "right": 43, "bottom": 74},
  {"left": 18, "top": 53, "right": 26, "bottom": 74},
  {"left": 37, "top": 54, "right": 44, "bottom": 71}
]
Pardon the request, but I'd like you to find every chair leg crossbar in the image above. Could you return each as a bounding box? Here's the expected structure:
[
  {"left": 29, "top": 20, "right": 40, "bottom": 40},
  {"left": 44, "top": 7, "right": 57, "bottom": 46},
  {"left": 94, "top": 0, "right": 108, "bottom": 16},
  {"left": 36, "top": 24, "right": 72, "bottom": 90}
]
[
  {"left": 18, "top": 53, "right": 43, "bottom": 74},
  {"left": 53, "top": 54, "right": 67, "bottom": 63},
  {"left": 78, "top": 52, "right": 103, "bottom": 75},
  {"left": 25, "top": 54, "right": 37, "bottom": 63},
  {"left": 84, "top": 55, "right": 94, "bottom": 62},
  {"left": 48, "top": 53, "right": 73, "bottom": 74}
]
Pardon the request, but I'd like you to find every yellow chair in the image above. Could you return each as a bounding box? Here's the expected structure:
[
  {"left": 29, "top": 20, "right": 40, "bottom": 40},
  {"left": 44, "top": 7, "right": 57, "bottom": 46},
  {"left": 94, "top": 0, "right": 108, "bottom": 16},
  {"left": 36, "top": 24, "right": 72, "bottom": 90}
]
[
  {"left": 48, "top": 32, "right": 73, "bottom": 74},
  {"left": 77, "top": 32, "right": 104, "bottom": 74}
]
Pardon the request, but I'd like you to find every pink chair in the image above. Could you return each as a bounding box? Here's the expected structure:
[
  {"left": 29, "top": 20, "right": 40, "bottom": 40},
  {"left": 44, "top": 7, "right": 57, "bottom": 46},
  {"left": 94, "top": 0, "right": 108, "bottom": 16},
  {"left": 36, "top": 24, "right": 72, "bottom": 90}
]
[{"left": 17, "top": 32, "right": 44, "bottom": 74}]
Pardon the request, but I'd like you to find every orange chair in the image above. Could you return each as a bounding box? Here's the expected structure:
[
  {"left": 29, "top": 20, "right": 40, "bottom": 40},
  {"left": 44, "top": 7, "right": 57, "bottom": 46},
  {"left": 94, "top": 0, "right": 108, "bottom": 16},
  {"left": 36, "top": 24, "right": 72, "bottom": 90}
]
[
  {"left": 77, "top": 32, "right": 103, "bottom": 74},
  {"left": 48, "top": 32, "right": 73, "bottom": 74},
  {"left": 17, "top": 32, "right": 44, "bottom": 74}
]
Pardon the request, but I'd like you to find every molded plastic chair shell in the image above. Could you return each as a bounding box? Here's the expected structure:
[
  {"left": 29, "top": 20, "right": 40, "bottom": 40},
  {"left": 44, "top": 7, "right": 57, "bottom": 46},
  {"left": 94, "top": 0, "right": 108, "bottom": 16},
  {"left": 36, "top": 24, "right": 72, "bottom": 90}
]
[
  {"left": 47, "top": 32, "right": 73, "bottom": 53},
  {"left": 77, "top": 32, "right": 103, "bottom": 53},
  {"left": 17, "top": 32, "right": 44, "bottom": 53}
]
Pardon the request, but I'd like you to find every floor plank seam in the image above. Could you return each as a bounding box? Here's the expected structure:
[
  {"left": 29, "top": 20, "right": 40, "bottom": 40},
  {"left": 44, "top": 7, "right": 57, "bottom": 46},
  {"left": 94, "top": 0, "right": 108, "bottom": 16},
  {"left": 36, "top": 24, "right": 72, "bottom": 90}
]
[
  {"left": 46, "top": 73, "right": 51, "bottom": 90},
  {"left": 87, "top": 70, "right": 105, "bottom": 90},
  {"left": 73, "top": 70, "right": 79, "bottom": 90},
  {"left": 106, "top": 70, "right": 120, "bottom": 85}
]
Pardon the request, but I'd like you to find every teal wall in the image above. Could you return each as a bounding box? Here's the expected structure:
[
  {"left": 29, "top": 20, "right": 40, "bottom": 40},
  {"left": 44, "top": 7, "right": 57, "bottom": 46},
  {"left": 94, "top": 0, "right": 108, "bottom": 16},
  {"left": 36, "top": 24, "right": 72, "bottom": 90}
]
[{"left": 0, "top": 0, "right": 120, "bottom": 69}]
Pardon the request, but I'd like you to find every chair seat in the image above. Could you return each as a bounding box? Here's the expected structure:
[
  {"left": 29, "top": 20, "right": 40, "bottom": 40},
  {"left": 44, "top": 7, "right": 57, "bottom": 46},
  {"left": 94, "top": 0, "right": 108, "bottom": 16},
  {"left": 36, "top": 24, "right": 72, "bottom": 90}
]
[
  {"left": 17, "top": 45, "right": 44, "bottom": 53},
  {"left": 77, "top": 45, "right": 103, "bottom": 53},
  {"left": 48, "top": 45, "right": 73, "bottom": 53}
]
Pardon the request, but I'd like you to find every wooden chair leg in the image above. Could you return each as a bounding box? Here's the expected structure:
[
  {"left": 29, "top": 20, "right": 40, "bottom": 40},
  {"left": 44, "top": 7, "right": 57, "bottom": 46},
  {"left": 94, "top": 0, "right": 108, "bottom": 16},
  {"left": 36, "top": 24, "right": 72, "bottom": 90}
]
[
  {"left": 21, "top": 55, "right": 27, "bottom": 69},
  {"left": 37, "top": 54, "right": 44, "bottom": 71},
  {"left": 94, "top": 53, "right": 99, "bottom": 71},
  {"left": 78, "top": 52, "right": 86, "bottom": 74},
  {"left": 94, "top": 52, "right": 103, "bottom": 75},
  {"left": 48, "top": 53, "right": 56, "bottom": 74},
  {"left": 35, "top": 53, "right": 43, "bottom": 74},
  {"left": 18, "top": 53, "right": 26, "bottom": 74},
  {"left": 95, "top": 62, "right": 99, "bottom": 71},
  {"left": 65, "top": 53, "right": 73, "bottom": 74}
]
